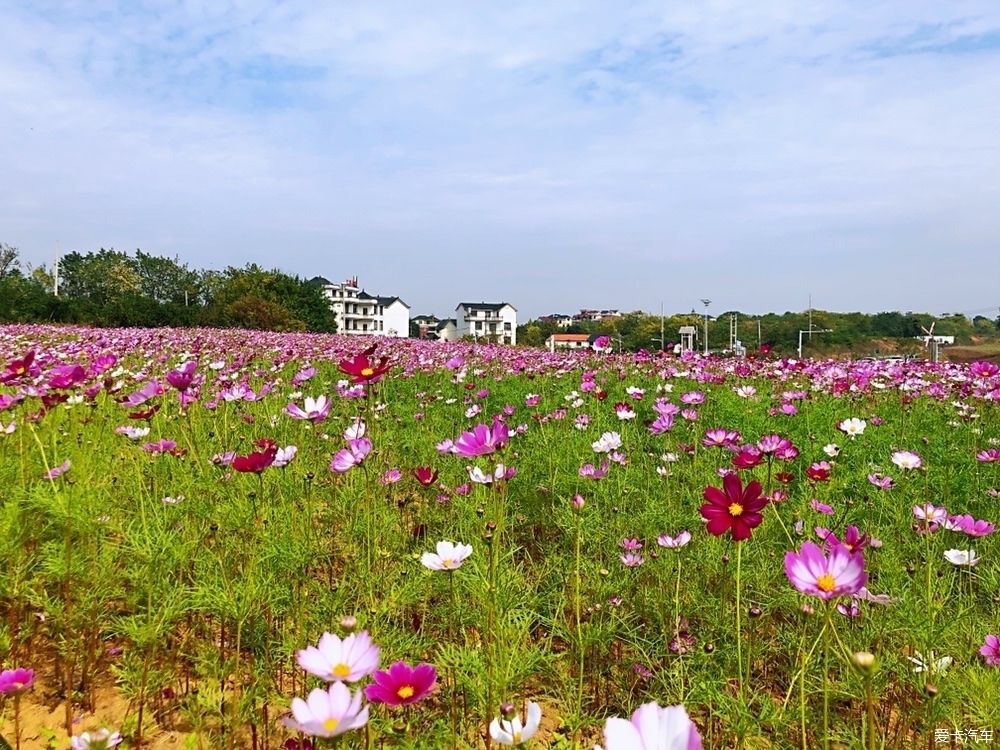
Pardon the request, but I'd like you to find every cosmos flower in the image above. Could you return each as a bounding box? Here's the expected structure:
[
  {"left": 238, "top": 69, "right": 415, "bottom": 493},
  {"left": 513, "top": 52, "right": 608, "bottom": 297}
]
[
  {"left": 286, "top": 396, "right": 332, "bottom": 423},
  {"left": 784, "top": 541, "right": 867, "bottom": 600},
  {"left": 838, "top": 418, "right": 866, "bottom": 437},
  {"left": 579, "top": 461, "right": 610, "bottom": 480},
  {"left": 272, "top": 446, "right": 297, "bottom": 468},
  {"left": 233, "top": 442, "right": 278, "bottom": 473},
  {"left": 0, "top": 667, "right": 34, "bottom": 694},
  {"left": 908, "top": 651, "right": 952, "bottom": 675},
  {"left": 731, "top": 447, "right": 763, "bottom": 470},
  {"left": 338, "top": 347, "right": 391, "bottom": 384},
  {"left": 45, "top": 460, "right": 71, "bottom": 480},
  {"left": 977, "top": 448, "right": 1000, "bottom": 463},
  {"left": 412, "top": 466, "right": 439, "bottom": 486},
  {"left": 657, "top": 531, "right": 691, "bottom": 549},
  {"left": 700, "top": 473, "right": 767, "bottom": 541},
  {"left": 943, "top": 549, "right": 979, "bottom": 567},
  {"left": 364, "top": 661, "right": 437, "bottom": 706},
  {"left": 979, "top": 635, "right": 1000, "bottom": 666},
  {"left": 489, "top": 702, "right": 542, "bottom": 746},
  {"left": 592, "top": 431, "right": 623, "bottom": 453},
  {"left": 823, "top": 444, "right": 840, "bottom": 457},
  {"left": 330, "top": 438, "right": 372, "bottom": 474},
  {"left": 296, "top": 631, "right": 381, "bottom": 683},
  {"left": 284, "top": 682, "right": 369, "bottom": 738},
  {"left": 596, "top": 702, "right": 702, "bottom": 750},
  {"left": 806, "top": 462, "right": 832, "bottom": 482},
  {"left": 454, "top": 422, "right": 509, "bottom": 457},
  {"left": 421, "top": 541, "right": 473, "bottom": 571},
  {"left": 891, "top": 451, "right": 922, "bottom": 470},
  {"left": 867, "top": 473, "right": 894, "bottom": 490},
  {"left": 70, "top": 729, "right": 123, "bottom": 750}
]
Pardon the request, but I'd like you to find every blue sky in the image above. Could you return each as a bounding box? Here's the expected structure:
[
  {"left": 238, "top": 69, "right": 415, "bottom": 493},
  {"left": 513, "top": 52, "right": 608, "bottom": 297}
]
[{"left": 2, "top": 1, "right": 999, "bottom": 320}]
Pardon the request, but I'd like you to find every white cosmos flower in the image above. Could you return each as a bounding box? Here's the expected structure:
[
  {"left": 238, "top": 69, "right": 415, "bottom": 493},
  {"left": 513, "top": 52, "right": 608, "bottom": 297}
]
[
  {"left": 489, "top": 701, "right": 542, "bottom": 746},
  {"left": 838, "top": 418, "right": 866, "bottom": 437},
  {"left": 421, "top": 541, "right": 473, "bottom": 571},
  {"left": 592, "top": 431, "right": 623, "bottom": 453},
  {"left": 823, "top": 444, "right": 840, "bottom": 458},
  {"left": 944, "top": 549, "right": 979, "bottom": 567}
]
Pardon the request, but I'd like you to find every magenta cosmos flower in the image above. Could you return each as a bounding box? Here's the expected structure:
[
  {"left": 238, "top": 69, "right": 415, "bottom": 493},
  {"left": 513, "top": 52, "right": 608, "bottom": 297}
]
[
  {"left": 296, "top": 631, "right": 380, "bottom": 682},
  {"left": 784, "top": 541, "right": 867, "bottom": 600},
  {"left": 700, "top": 473, "right": 767, "bottom": 541},
  {"left": 453, "top": 421, "right": 509, "bottom": 457},
  {"left": 596, "top": 701, "right": 702, "bottom": 750},
  {"left": 979, "top": 634, "right": 1000, "bottom": 666},
  {"left": 0, "top": 667, "right": 34, "bottom": 694},
  {"left": 364, "top": 661, "right": 436, "bottom": 706}
]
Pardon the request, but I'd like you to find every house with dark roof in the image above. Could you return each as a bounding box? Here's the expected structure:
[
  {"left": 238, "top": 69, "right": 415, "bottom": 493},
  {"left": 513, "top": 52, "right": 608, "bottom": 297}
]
[
  {"left": 455, "top": 302, "right": 517, "bottom": 345},
  {"left": 318, "top": 276, "right": 410, "bottom": 337}
]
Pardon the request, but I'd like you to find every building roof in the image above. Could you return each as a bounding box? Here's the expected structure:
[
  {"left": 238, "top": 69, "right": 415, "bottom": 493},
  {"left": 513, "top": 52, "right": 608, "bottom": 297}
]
[
  {"left": 356, "top": 291, "right": 409, "bottom": 308},
  {"left": 456, "top": 302, "right": 516, "bottom": 312},
  {"left": 548, "top": 333, "right": 591, "bottom": 342},
  {"left": 412, "top": 314, "right": 440, "bottom": 323},
  {"left": 437, "top": 318, "right": 457, "bottom": 330},
  {"left": 308, "top": 276, "right": 334, "bottom": 286}
]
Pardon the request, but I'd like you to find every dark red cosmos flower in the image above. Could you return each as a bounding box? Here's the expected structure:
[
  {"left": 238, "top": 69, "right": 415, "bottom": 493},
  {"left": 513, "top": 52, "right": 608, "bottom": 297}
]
[
  {"left": 775, "top": 471, "right": 795, "bottom": 485},
  {"left": 128, "top": 404, "right": 161, "bottom": 421},
  {"left": 700, "top": 473, "right": 768, "bottom": 541},
  {"left": 339, "top": 345, "right": 392, "bottom": 385},
  {"left": 732, "top": 448, "right": 763, "bottom": 470},
  {"left": 1, "top": 350, "right": 35, "bottom": 384},
  {"left": 412, "top": 467, "right": 438, "bottom": 486},
  {"left": 805, "top": 462, "right": 831, "bottom": 482},
  {"left": 233, "top": 441, "right": 278, "bottom": 473}
]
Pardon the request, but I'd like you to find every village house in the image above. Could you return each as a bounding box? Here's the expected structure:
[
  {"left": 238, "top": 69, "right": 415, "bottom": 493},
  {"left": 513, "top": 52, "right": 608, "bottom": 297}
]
[
  {"left": 316, "top": 276, "right": 410, "bottom": 337},
  {"left": 455, "top": 302, "right": 517, "bottom": 345},
  {"left": 546, "top": 333, "right": 591, "bottom": 352}
]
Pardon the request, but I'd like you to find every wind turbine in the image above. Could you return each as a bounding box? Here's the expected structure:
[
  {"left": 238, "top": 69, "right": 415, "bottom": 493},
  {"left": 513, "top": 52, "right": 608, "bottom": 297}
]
[{"left": 921, "top": 321, "right": 941, "bottom": 363}]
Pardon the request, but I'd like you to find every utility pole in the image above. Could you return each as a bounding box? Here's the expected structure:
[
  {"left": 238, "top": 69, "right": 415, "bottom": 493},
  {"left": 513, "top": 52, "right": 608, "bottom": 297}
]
[
  {"left": 700, "top": 299, "right": 711, "bottom": 355},
  {"left": 651, "top": 302, "right": 666, "bottom": 351},
  {"left": 53, "top": 241, "right": 60, "bottom": 296},
  {"left": 808, "top": 294, "right": 813, "bottom": 341}
]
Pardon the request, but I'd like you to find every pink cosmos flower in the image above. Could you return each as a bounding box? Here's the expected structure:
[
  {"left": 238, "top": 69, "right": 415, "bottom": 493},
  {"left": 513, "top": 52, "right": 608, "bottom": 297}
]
[
  {"left": 296, "top": 631, "right": 381, "bottom": 682},
  {"left": 913, "top": 503, "right": 947, "bottom": 532},
  {"left": 784, "top": 541, "right": 867, "bottom": 600},
  {"left": 364, "top": 661, "right": 437, "bottom": 706},
  {"left": 620, "top": 553, "right": 644, "bottom": 567},
  {"left": 579, "top": 461, "right": 610, "bottom": 480},
  {"left": 680, "top": 391, "right": 705, "bottom": 405},
  {"left": 286, "top": 396, "right": 332, "bottom": 423},
  {"left": 809, "top": 500, "right": 834, "bottom": 515},
  {"left": 867, "top": 473, "right": 894, "bottom": 490},
  {"left": 284, "top": 682, "right": 369, "bottom": 738},
  {"left": 453, "top": 422, "right": 509, "bottom": 457},
  {"left": 165, "top": 361, "right": 199, "bottom": 392},
  {"left": 620, "top": 537, "right": 642, "bottom": 551},
  {"left": 45, "top": 460, "right": 71, "bottom": 480},
  {"left": 702, "top": 429, "right": 739, "bottom": 449},
  {"left": 976, "top": 449, "right": 1000, "bottom": 463},
  {"left": 273, "top": 446, "right": 297, "bottom": 468},
  {"left": 657, "top": 531, "right": 691, "bottom": 549},
  {"left": 596, "top": 701, "right": 702, "bottom": 750},
  {"left": 732, "top": 447, "right": 763, "bottom": 470},
  {"left": 649, "top": 414, "right": 675, "bottom": 434},
  {"left": 615, "top": 402, "right": 637, "bottom": 420},
  {"left": 891, "top": 451, "right": 922, "bottom": 470},
  {"left": 816, "top": 525, "right": 870, "bottom": 553},
  {"left": 680, "top": 409, "right": 698, "bottom": 422},
  {"left": 979, "top": 634, "right": 1000, "bottom": 666},
  {"left": 380, "top": 469, "right": 402, "bottom": 485},
  {"left": 330, "top": 438, "right": 372, "bottom": 474},
  {"left": 0, "top": 667, "right": 34, "bottom": 694}
]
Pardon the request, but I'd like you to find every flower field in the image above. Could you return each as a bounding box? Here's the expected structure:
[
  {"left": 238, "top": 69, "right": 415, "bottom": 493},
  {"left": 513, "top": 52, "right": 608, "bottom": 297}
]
[{"left": 0, "top": 324, "right": 998, "bottom": 749}]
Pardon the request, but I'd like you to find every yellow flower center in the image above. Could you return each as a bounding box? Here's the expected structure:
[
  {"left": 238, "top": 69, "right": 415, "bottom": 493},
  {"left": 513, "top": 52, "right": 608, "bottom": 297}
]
[
  {"left": 513, "top": 730, "right": 522, "bottom": 743},
  {"left": 397, "top": 685, "right": 415, "bottom": 700},
  {"left": 728, "top": 502, "right": 744, "bottom": 517},
  {"left": 816, "top": 573, "right": 837, "bottom": 593},
  {"left": 323, "top": 718, "right": 340, "bottom": 733},
  {"left": 14, "top": 366, "right": 25, "bottom": 375},
  {"left": 332, "top": 663, "right": 351, "bottom": 679},
  {"left": 441, "top": 558, "right": 454, "bottom": 569},
  {"left": 361, "top": 367, "right": 375, "bottom": 377}
]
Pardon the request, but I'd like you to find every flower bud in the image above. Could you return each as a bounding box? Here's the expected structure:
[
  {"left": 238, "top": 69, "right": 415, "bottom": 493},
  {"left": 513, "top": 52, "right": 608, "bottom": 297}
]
[
  {"left": 852, "top": 651, "right": 877, "bottom": 674},
  {"left": 500, "top": 702, "right": 516, "bottom": 720},
  {"left": 572, "top": 494, "right": 585, "bottom": 510},
  {"left": 924, "top": 682, "right": 938, "bottom": 698},
  {"left": 339, "top": 615, "right": 358, "bottom": 633}
]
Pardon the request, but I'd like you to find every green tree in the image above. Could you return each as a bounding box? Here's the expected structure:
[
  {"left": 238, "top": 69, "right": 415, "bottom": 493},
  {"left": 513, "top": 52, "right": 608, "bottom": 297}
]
[{"left": 0, "top": 242, "right": 19, "bottom": 280}]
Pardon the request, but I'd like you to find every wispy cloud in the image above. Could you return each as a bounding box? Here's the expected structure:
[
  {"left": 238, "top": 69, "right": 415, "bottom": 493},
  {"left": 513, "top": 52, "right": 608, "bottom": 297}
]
[{"left": 1, "top": 1, "right": 999, "bottom": 317}]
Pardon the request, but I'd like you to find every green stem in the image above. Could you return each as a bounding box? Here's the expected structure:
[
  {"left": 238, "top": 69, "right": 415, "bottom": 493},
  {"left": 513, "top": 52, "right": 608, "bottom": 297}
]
[{"left": 735, "top": 542, "right": 744, "bottom": 700}]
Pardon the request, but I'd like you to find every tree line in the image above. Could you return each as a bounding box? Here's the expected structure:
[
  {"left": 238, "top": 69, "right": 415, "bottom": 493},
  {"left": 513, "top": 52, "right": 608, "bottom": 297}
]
[
  {"left": 0, "top": 243, "right": 337, "bottom": 332},
  {"left": 518, "top": 308, "right": 1000, "bottom": 355}
]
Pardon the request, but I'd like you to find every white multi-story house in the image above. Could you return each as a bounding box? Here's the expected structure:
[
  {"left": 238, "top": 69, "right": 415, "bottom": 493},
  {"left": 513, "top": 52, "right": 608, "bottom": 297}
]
[
  {"left": 436, "top": 318, "right": 459, "bottom": 342},
  {"left": 455, "top": 302, "right": 517, "bottom": 345},
  {"left": 318, "top": 276, "right": 410, "bottom": 337}
]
